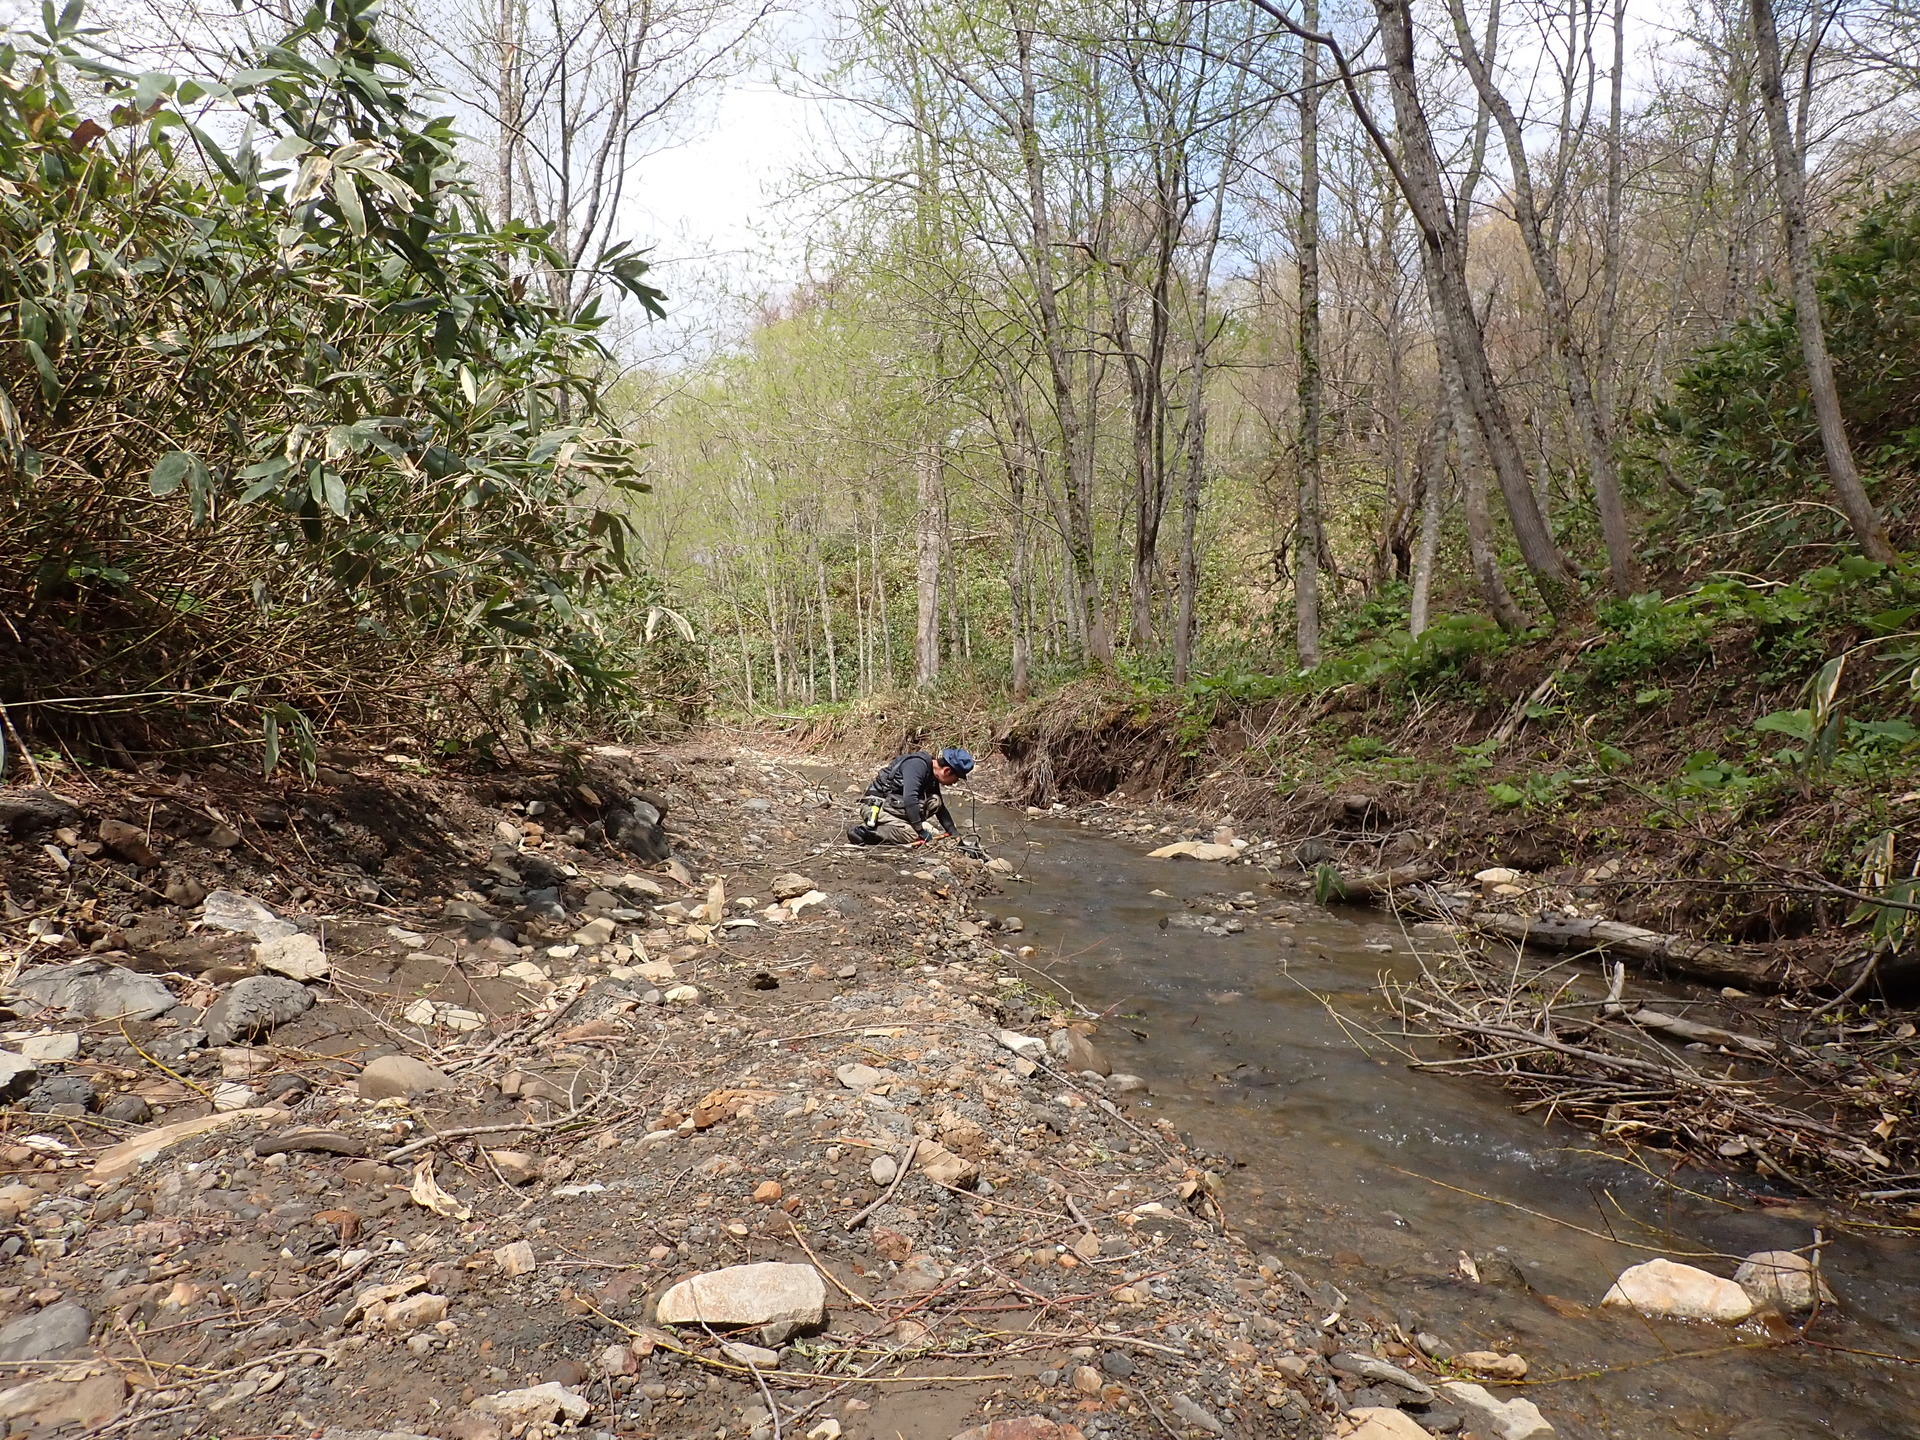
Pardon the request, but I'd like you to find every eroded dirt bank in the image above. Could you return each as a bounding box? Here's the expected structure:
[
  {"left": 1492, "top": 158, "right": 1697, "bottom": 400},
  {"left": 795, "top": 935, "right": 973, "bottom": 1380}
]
[{"left": 0, "top": 739, "right": 1499, "bottom": 1440}]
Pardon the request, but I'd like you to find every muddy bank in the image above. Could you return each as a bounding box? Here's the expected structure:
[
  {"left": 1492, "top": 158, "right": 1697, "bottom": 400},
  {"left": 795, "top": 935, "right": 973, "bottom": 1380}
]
[{"left": 0, "top": 744, "right": 1472, "bottom": 1440}]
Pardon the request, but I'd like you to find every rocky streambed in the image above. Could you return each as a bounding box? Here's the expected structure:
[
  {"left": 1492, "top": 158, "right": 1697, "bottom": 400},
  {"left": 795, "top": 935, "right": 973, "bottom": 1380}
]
[{"left": 0, "top": 741, "right": 1521, "bottom": 1440}]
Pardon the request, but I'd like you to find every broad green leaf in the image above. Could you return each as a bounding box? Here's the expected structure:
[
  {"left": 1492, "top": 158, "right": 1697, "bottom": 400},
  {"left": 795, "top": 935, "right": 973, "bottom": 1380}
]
[{"left": 149, "top": 449, "right": 194, "bottom": 496}]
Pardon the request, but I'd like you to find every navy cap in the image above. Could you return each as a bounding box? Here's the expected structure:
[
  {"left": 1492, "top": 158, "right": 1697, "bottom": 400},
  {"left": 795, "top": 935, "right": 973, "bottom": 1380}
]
[{"left": 939, "top": 747, "right": 975, "bottom": 778}]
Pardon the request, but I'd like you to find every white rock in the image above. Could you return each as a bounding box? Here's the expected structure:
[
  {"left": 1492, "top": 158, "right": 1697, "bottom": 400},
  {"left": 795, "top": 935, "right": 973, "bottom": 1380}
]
[
  {"left": 572, "top": 917, "right": 617, "bottom": 947},
  {"left": 655, "top": 1262, "right": 826, "bottom": 1330},
  {"left": 474, "top": 1382, "right": 589, "bottom": 1425},
  {"left": 16, "top": 1033, "right": 78, "bottom": 1064},
  {"left": 1474, "top": 867, "right": 1521, "bottom": 886},
  {"left": 835, "top": 1063, "right": 886, "bottom": 1092},
  {"left": 494, "top": 1240, "right": 537, "bottom": 1277},
  {"left": 1437, "top": 1381, "right": 1555, "bottom": 1440},
  {"left": 993, "top": 1029, "right": 1046, "bottom": 1059},
  {"left": 211, "top": 1082, "right": 257, "bottom": 1111},
  {"left": 1734, "top": 1250, "right": 1834, "bottom": 1313},
  {"left": 200, "top": 889, "right": 300, "bottom": 941},
  {"left": 254, "top": 932, "right": 330, "bottom": 981},
  {"left": 870, "top": 1154, "right": 898, "bottom": 1185},
  {"left": 1601, "top": 1258, "right": 1754, "bottom": 1322},
  {"left": 662, "top": 985, "right": 700, "bottom": 1004}
]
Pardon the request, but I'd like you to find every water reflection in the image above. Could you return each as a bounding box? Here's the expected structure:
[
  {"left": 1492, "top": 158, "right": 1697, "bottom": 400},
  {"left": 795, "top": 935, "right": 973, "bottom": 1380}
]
[{"left": 987, "top": 812, "right": 1919, "bottom": 1440}]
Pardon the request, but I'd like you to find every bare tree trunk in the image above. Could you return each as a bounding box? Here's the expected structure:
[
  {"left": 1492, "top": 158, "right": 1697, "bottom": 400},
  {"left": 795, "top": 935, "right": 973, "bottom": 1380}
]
[
  {"left": 1446, "top": 0, "right": 1636, "bottom": 596},
  {"left": 1370, "top": 0, "right": 1579, "bottom": 617},
  {"left": 1409, "top": 408, "right": 1448, "bottom": 637},
  {"left": 915, "top": 443, "right": 943, "bottom": 687},
  {"left": 1295, "top": 0, "right": 1325, "bottom": 670},
  {"left": 1014, "top": 27, "right": 1110, "bottom": 664},
  {"left": 816, "top": 559, "right": 839, "bottom": 703},
  {"left": 1747, "top": 0, "right": 1895, "bottom": 561}
]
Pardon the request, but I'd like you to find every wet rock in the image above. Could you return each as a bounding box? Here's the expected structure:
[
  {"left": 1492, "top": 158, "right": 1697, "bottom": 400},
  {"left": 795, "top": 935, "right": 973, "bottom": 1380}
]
[
  {"left": 254, "top": 932, "right": 330, "bottom": 981},
  {"left": 1601, "top": 1258, "right": 1753, "bottom": 1322},
  {"left": 1168, "top": 1395, "right": 1224, "bottom": 1435},
  {"left": 1048, "top": 1028, "right": 1110, "bottom": 1077},
  {"left": 1346, "top": 1409, "right": 1433, "bottom": 1440},
  {"left": 1734, "top": 1251, "right": 1834, "bottom": 1313},
  {"left": 98, "top": 817, "right": 162, "bottom": 867},
  {"left": 1437, "top": 1381, "right": 1555, "bottom": 1440},
  {"left": 100, "top": 1094, "right": 151, "bottom": 1125},
  {"left": 204, "top": 974, "right": 314, "bottom": 1045},
  {"left": 357, "top": 1054, "right": 452, "bottom": 1100},
  {"left": 23, "top": 1075, "right": 95, "bottom": 1112},
  {"left": 1332, "top": 1352, "right": 1434, "bottom": 1399},
  {"left": 1108, "top": 1073, "right": 1149, "bottom": 1095},
  {"left": 655, "top": 1262, "right": 826, "bottom": 1331},
  {"left": 0, "top": 1372, "right": 125, "bottom": 1428},
  {"left": 1147, "top": 840, "right": 1238, "bottom": 861},
  {"left": 0, "top": 1053, "right": 36, "bottom": 1099},
  {"left": 201, "top": 889, "right": 301, "bottom": 942},
  {"left": 1471, "top": 1252, "right": 1532, "bottom": 1290},
  {"left": 1454, "top": 1350, "right": 1528, "bottom": 1380},
  {"left": 12, "top": 961, "right": 177, "bottom": 1021},
  {"left": 473, "top": 1382, "right": 589, "bottom": 1426},
  {"left": 0, "top": 789, "right": 81, "bottom": 838},
  {"left": 0, "top": 1301, "right": 91, "bottom": 1362}
]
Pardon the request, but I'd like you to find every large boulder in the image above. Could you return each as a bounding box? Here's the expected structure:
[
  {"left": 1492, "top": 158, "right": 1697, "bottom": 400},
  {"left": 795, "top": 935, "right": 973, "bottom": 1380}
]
[
  {"left": 203, "top": 975, "right": 314, "bottom": 1045},
  {"left": 654, "top": 1263, "right": 825, "bottom": 1331},
  {"left": 1601, "top": 1258, "right": 1754, "bottom": 1322},
  {"left": 12, "top": 961, "right": 176, "bottom": 1021}
]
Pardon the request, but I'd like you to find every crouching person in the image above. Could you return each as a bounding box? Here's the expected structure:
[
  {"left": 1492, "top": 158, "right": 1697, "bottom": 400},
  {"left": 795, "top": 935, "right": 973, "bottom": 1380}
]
[{"left": 847, "top": 747, "right": 973, "bottom": 846}]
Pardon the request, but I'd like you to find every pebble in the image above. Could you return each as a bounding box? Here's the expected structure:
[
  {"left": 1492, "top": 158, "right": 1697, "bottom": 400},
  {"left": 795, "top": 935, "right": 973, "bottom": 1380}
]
[
  {"left": 1099, "top": 1350, "right": 1133, "bottom": 1378},
  {"left": 870, "top": 1154, "right": 898, "bottom": 1185}
]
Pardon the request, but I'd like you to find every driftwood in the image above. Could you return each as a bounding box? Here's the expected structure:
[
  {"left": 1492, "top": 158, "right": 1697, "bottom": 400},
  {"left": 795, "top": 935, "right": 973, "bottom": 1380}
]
[
  {"left": 1459, "top": 910, "right": 1802, "bottom": 993},
  {"left": 1320, "top": 861, "right": 1437, "bottom": 902}
]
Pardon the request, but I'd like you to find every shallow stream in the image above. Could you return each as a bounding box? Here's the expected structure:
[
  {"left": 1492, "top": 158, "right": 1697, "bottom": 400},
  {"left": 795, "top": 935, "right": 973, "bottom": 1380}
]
[{"left": 979, "top": 807, "right": 1920, "bottom": 1440}]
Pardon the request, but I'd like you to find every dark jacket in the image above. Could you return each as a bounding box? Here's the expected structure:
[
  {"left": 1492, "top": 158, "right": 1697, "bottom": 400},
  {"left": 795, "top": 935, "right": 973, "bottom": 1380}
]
[{"left": 866, "top": 752, "right": 955, "bottom": 835}]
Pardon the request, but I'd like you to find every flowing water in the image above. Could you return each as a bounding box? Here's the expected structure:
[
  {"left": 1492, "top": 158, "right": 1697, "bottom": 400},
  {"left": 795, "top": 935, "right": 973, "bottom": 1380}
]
[{"left": 973, "top": 806, "right": 1920, "bottom": 1440}]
